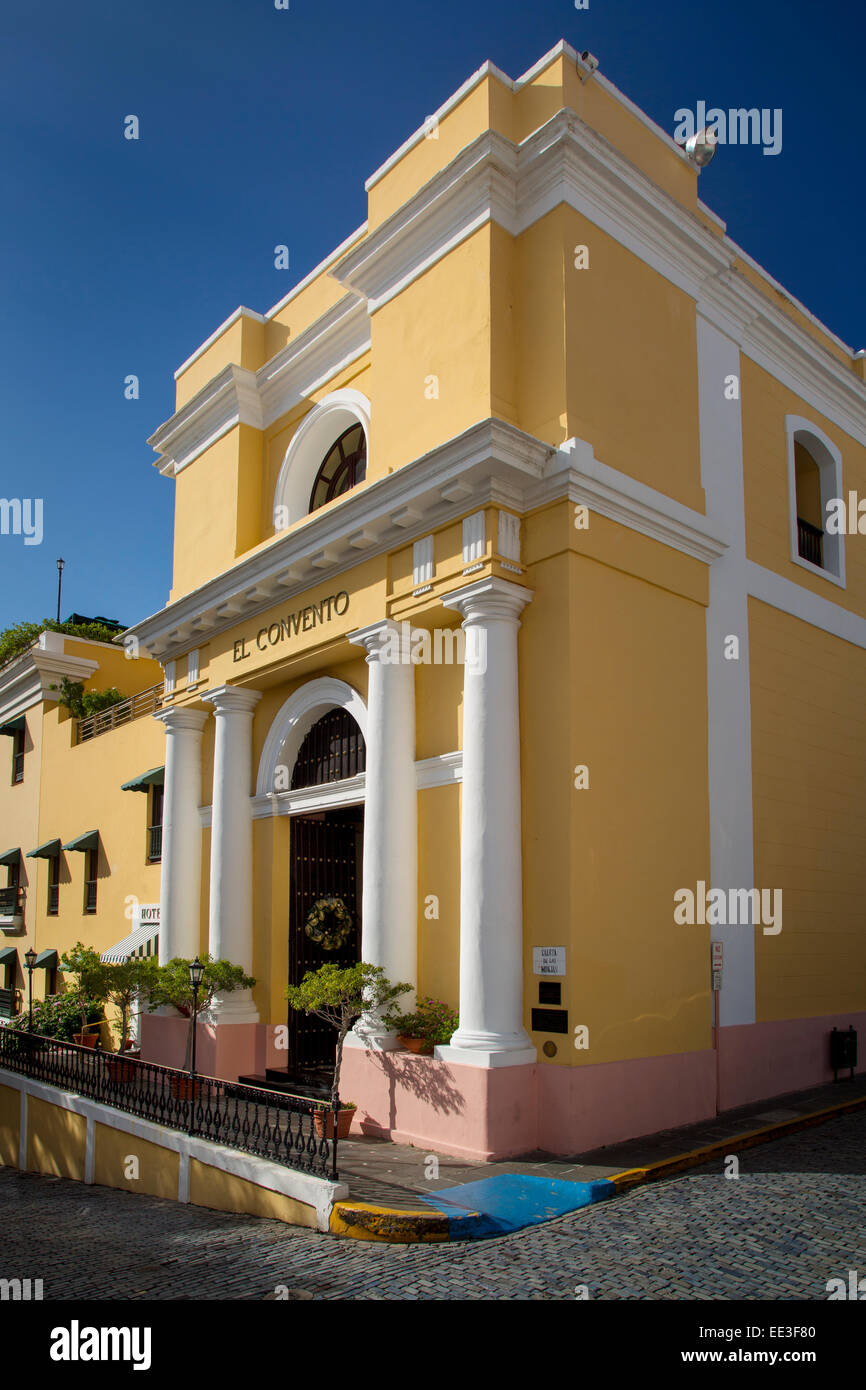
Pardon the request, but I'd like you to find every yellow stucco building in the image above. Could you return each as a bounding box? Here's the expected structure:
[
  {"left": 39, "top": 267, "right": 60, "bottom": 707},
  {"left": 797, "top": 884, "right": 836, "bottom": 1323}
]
[{"left": 2, "top": 41, "right": 865, "bottom": 1160}]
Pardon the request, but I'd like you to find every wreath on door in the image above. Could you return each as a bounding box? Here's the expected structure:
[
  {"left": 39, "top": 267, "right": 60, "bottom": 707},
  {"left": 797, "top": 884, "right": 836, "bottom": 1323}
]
[{"left": 304, "top": 896, "right": 354, "bottom": 951}]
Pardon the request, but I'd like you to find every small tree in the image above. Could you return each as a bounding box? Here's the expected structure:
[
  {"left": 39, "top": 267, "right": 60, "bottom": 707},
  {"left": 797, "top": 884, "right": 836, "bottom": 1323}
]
[
  {"left": 58, "top": 942, "right": 110, "bottom": 1040},
  {"left": 143, "top": 955, "right": 256, "bottom": 1070},
  {"left": 285, "top": 963, "right": 411, "bottom": 1106},
  {"left": 104, "top": 956, "right": 160, "bottom": 1051}
]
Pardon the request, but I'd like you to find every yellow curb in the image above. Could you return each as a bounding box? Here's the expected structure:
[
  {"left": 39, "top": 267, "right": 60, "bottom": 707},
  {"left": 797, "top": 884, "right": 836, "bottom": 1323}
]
[
  {"left": 329, "top": 1201, "right": 454, "bottom": 1242},
  {"left": 608, "top": 1092, "right": 866, "bottom": 1191}
]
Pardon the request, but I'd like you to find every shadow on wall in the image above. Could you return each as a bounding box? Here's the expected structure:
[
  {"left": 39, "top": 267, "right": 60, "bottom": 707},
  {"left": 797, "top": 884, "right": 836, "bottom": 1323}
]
[{"left": 361, "top": 1052, "right": 465, "bottom": 1134}]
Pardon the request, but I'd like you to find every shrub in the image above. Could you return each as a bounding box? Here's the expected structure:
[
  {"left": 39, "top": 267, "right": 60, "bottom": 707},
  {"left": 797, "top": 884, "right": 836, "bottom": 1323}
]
[
  {"left": 385, "top": 996, "right": 459, "bottom": 1045},
  {"left": 5, "top": 992, "right": 103, "bottom": 1041}
]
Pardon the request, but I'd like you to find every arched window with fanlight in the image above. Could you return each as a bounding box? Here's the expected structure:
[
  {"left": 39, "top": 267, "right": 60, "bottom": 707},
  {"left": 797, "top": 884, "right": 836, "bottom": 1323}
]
[
  {"left": 272, "top": 390, "right": 371, "bottom": 532},
  {"left": 308, "top": 424, "right": 367, "bottom": 514},
  {"left": 786, "top": 416, "right": 844, "bottom": 584}
]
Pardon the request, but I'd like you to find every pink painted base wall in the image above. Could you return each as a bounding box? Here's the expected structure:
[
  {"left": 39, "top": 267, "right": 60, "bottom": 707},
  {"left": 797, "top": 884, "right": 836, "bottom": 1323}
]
[
  {"left": 339, "top": 1046, "right": 539, "bottom": 1160},
  {"left": 718, "top": 1011, "right": 866, "bottom": 1111},
  {"left": 140, "top": 1015, "right": 260, "bottom": 1082},
  {"left": 139, "top": 1010, "right": 865, "bottom": 1160}
]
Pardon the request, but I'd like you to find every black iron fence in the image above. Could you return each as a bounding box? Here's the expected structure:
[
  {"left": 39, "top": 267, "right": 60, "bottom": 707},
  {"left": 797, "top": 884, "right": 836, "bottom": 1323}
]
[{"left": 0, "top": 1030, "right": 339, "bottom": 1179}]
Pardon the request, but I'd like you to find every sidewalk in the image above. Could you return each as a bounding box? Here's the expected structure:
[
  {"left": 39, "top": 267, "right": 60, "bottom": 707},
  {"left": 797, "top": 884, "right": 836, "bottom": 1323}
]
[{"left": 331, "top": 1072, "right": 866, "bottom": 1240}]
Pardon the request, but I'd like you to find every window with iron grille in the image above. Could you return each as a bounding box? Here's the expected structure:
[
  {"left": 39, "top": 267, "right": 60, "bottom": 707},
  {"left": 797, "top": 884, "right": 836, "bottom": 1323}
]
[
  {"left": 290, "top": 708, "right": 366, "bottom": 790},
  {"left": 148, "top": 784, "right": 163, "bottom": 862}
]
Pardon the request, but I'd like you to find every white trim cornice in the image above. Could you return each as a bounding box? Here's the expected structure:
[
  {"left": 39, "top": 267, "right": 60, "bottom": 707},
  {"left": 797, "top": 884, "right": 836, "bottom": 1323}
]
[
  {"left": 121, "top": 417, "right": 735, "bottom": 663},
  {"left": 148, "top": 364, "right": 264, "bottom": 477},
  {"left": 0, "top": 637, "right": 101, "bottom": 725},
  {"left": 150, "top": 296, "right": 370, "bottom": 478},
  {"left": 123, "top": 418, "right": 554, "bottom": 660},
  {"left": 536, "top": 437, "right": 729, "bottom": 564},
  {"left": 332, "top": 106, "right": 866, "bottom": 441}
]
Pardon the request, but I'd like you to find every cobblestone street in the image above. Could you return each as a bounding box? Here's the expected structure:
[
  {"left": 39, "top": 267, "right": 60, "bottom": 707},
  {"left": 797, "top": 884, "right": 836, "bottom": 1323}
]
[{"left": 2, "top": 1106, "right": 864, "bottom": 1300}]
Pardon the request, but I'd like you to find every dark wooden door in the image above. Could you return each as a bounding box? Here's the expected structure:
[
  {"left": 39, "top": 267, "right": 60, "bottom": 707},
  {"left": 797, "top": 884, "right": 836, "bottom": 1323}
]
[{"left": 288, "top": 808, "right": 363, "bottom": 1072}]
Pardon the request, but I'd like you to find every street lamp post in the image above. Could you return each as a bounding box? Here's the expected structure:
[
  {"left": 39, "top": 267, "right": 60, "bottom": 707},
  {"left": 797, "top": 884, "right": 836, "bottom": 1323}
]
[
  {"left": 24, "top": 948, "right": 37, "bottom": 1032},
  {"left": 56, "top": 558, "right": 65, "bottom": 624},
  {"left": 188, "top": 958, "right": 204, "bottom": 1133}
]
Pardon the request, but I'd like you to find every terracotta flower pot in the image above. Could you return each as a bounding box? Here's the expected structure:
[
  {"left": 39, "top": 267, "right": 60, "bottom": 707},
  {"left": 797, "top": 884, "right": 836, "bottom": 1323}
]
[
  {"left": 73, "top": 1033, "right": 99, "bottom": 1048},
  {"left": 397, "top": 1034, "right": 434, "bottom": 1055},
  {"left": 169, "top": 1075, "right": 198, "bottom": 1101},
  {"left": 314, "top": 1107, "right": 355, "bottom": 1140},
  {"left": 112, "top": 1052, "right": 141, "bottom": 1084}
]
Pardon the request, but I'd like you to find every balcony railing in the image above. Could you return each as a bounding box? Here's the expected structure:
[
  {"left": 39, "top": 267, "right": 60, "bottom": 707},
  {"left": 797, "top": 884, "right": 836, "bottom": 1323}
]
[
  {"left": 47, "top": 884, "right": 59, "bottom": 915},
  {"left": 0, "top": 885, "right": 21, "bottom": 916},
  {"left": 75, "top": 683, "right": 164, "bottom": 745},
  {"left": 84, "top": 880, "right": 97, "bottom": 913},
  {"left": 12, "top": 751, "right": 24, "bottom": 783},
  {"left": 147, "top": 824, "right": 162, "bottom": 862},
  {"left": 0, "top": 1031, "right": 339, "bottom": 1179},
  {"left": 797, "top": 517, "right": 824, "bottom": 568}
]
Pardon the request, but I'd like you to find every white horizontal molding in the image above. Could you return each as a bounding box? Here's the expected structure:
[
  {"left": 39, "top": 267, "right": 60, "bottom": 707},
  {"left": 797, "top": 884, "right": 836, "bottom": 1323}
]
[
  {"left": 534, "top": 436, "right": 729, "bottom": 563},
  {"left": 335, "top": 108, "right": 866, "bottom": 440},
  {"left": 125, "top": 418, "right": 553, "bottom": 660},
  {"left": 746, "top": 560, "right": 866, "bottom": 651},
  {"left": 149, "top": 365, "right": 264, "bottom": 477},
  {"left": 257, "top": 295, "right": 370, "bottom": 428},
  {"left": 204, "top": 750, "right": 464, "bottom": 825},
  {"left": 150, "top": 297, "right": 371, "bottom": 478}
]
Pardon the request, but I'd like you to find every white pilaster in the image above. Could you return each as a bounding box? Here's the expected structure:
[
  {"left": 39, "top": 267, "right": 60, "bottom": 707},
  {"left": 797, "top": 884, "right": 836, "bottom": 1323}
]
[
  {"left": 697, "top": 311, "right": 756, "bottom": 1027},
  {"left": 154, "top": 707, "right": 208, "bottom": 963},
  {"left": 346, "top": 620, "right": 418, "bottom": 1049},
  {"left": 203, "top": 685, "right": 262, "bottom": 1023},
  {"left": 437, "top": 576, "right": 536, "bottom": 1067}
]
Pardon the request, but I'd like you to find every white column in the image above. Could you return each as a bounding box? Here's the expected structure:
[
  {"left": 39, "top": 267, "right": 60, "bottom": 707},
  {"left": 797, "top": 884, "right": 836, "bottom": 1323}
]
[
  {"left": 154, "top": 708, "right": 208, "bottom": 964},
  {"left": 203, "top": 685, "right": 261, "bottom": 1023},
  {"left": 437, "top": 577, "right": 536, "bottom": 1067},
  {"left": 346, "top": 620, "right": 418, "bottom": 1049}
]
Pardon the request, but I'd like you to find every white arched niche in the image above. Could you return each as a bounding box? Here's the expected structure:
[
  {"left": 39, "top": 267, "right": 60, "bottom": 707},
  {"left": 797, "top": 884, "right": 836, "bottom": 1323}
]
[
  {"left": 273, "top": 389, "right": 371, "bottom": 531},
  {"left": 256, "top": 677, "right": 368, "bottom": 797}
]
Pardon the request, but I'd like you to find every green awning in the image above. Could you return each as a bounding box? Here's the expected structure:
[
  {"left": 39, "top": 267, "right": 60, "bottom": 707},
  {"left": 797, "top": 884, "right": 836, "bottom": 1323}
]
[
  {"left": 0, "top": 947, "right": 17, "bottom": 968},
  {"left": 27, "top": 838, "right": 61, "bottom": 860},
  {"left": 0, "top": 847, "right": 20, "bottom": 868},
  {"left": 0, "top": 716, "right": 24, "bottom": 737},
  {"left": 121, "top": 766, "right": 164, "bottom": 793},
  {"left": 62, "top": 830, "right": 99, "bottom": 853},
  {"left": 34, "top": 949, "right": 58, "bottom": 970}
]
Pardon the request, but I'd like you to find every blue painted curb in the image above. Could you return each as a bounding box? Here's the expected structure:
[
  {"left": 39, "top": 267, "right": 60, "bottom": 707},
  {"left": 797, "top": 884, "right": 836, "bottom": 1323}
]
[{"left": 420, "top": 1173, "right": 617, "bottom": 1239}]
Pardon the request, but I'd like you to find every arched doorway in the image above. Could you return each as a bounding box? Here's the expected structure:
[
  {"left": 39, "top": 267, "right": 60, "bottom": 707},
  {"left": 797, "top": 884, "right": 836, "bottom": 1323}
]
[{"left": 287, "top": 707, "right": 365, "bottom": 1087}]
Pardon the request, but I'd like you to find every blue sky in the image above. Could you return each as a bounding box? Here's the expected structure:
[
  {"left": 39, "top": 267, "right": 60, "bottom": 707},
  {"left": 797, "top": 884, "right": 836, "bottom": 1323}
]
[{"left": 1, "top": 0, "right": 863, "bottom": 632}]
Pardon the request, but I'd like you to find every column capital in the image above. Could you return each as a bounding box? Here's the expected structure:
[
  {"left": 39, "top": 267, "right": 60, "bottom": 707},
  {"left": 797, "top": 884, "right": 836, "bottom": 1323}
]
[
  {"left": 203, "top": 685, "right": 262, "bottom": 715},
  {"left": 442, "top": 576, "right": 533, "bottom": 625},
  {"left": 349, "top": 618, "right": 414, "bottom": 664},
  {"left": 154, "top": 707, "right": 209, "bottom": 733}
]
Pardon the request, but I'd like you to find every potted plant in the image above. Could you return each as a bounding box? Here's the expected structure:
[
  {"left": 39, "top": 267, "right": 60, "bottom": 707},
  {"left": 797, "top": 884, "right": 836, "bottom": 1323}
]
[
  {"left": 4, "top": 992, "right": 102, "bottom": 1043},
  {"left": 386, "top": 996, "right": 460, "bottom": 1055},
  {"left": 285, "top": 962, "right": 411, "bottom": 1139},
  {"left": 105, "top": 955, "right": 159, "bottom": 1081},
  {"left": 143, "top": 954, "right": 256, "bottom": 1096},
  {"left": 58, "top": 942, "right": 109, "bottom": 1047}
]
